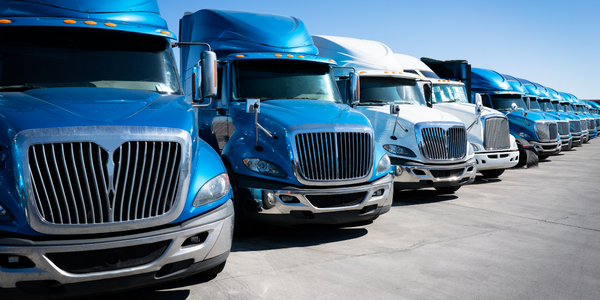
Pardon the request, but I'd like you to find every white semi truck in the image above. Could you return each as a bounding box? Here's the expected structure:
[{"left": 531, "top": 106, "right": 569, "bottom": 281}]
[
  {"left": 313, "top": 36, "right": 476, "bottom": 193},
  {"left": 395, "top": 54, "right": 519, "bottom": 178}
]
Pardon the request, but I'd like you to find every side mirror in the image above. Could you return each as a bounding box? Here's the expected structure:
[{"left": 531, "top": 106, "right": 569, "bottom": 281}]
[
  {"left": 423, "top": 83, "right": 433, "bottom": 108},
  {"left": 474, "top": 93, "right": 483, "bottom": 114},
  {"left": 201, "top": 51, "right": 217, "bottom": 99},
  {"left": 349, "top": 72, "right": 360, "bottom": 107},
  {"left": 246, "top": 99, "right": 260, "bottom": 114},
  {"left": 526, "top": 97, "right": 531, "bottom": 110},
  {"left": 390, "top": 104, "right": 400, "bottom": 115},
  {"left": 511, "top": 103, "right": 518, "bottom": 111}
]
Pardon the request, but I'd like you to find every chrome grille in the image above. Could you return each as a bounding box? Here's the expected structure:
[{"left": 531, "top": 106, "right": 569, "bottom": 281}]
[
  {"left": 596, "top": 119, "right": 600, "bottom": 127},
  {"left": 588, "top": 119, "right": 596, "bottom": 130},
  {"left": 420, "top": 126, "right": 467, "bottom": 160},
  {"left": 294, "top": 132, "right": 372, "bottom": 181},
  {"left": 28, "top": 141, "right": 182, "bottom": 225},
  {"left": 483, "top": 117, "right": 510, "bottom": 150},
  {"left": 536, "top": 122, "right": 558, "bottom": 142},
  {"left": 581, "top": 120, "right": 588, "bottom": 131},
  {"left": 569, "top": 120, "right": 581, "bottom": 133},
  {"left": 557, "top": 121, "right": 570, "bottom": 136}
]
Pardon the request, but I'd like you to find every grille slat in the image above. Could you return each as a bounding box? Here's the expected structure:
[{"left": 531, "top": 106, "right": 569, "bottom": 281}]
[
  {"left": 484, "top": 117, "right": 510, "bottom": 150},
  {"left": 420, "top": 126, "right": 467, "bottom": 161},
  {"left": 570, "top": 120, "right": 582, "bottom": 133},
  {"left": 295, "top": 132, "right": 372, "bottom": 182},
  {"left": 29, "top": 141, "right": 181, "bottom": 225},
  {"left": 557, "top": 121, "right": 570, "bottom": 136}
]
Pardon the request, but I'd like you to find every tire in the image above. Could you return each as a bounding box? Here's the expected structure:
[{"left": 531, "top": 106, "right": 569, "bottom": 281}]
[
  {"left": 480, "top": 169, "right": 505, "bottom": 179},
  {"left": 435, "top": 186, "right": 460, "bottom": 194},
  {"left": 224, "top": 162, "right": 254, "bottom": 236},
  {"left": 515, "top": 139, "right": 528, "bottom": 167}
]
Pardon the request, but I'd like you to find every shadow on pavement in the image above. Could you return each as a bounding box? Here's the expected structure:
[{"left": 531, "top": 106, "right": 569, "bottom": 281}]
[
  {"left": 392, "top": 189, "right": 458, "bottom": 206},
  {"left": 232, "top": 222, "right": 369, "bottom": 252}
]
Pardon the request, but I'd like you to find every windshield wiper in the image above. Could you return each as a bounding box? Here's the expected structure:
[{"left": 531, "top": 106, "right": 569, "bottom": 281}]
[{"left": 0, "top": 85, "right": 47, "bottom": 91}]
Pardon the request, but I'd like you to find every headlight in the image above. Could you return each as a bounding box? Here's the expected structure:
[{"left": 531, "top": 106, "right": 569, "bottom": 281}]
[
  {"left": 516, "top": 132, "right": 534, "bottom": 139},
  {"left": 467, "top": 144, "right": 474, "bottom": 157},
  {"left": 193, "top": 173, "right": 230, "bottom": 207},
  {"left": 243, "top": 158, "right": 286, "bottom": 177},
  {"left": 383, "top": 144, "right": 416, "bottom": 157},
  {"left": 0, "top": 203, "right": 13, "bottom": 222},
  {"left": 470, "top": 143, "right": 480, "bottom": 151},
  {"left": 376, "top": 154, "right": 391, "bottom": 173}
]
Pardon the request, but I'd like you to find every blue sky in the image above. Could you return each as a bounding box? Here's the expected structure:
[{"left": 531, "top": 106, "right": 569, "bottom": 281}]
[{"left": 157, "top": 0, "right": 599, "bottom": 99}]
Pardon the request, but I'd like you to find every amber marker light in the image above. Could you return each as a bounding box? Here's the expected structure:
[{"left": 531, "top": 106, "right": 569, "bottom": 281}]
[
  {"left": 105, "top": 22, "right": 117, "bottom": 27},
  {"left": 274, "top": 54, "right": 282, "bottom": 57},
  {"left": 329, "top": 60, "right": 335, "bottom": 63},
  {"left": 0, "top": 19, "right": 11, "bottom": 24},
  {"left": 286, "top": 54, "right": 293, "bottom": 57},
  {"left": 236, "top": 54, "right": 245, "bottom": 57},
  {"left": 160, "top": 30, "right": 171, "bottom": 35},
  {"left": 84, "top": 21, "right": 97, "bottom": 25},
  {"left": 359, "top": 71, "right": 366, "bottom": 74},
  {"left": 298, "top": 55, "right": 305, "bottom": 58},
  {"left": 63, "top": 20, "right": 76, "bottom": 24}
]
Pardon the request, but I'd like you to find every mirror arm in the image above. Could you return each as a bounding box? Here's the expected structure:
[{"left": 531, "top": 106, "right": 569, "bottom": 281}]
[
  {"left": 390, "top": 110, "right": 408, "bottom": 140},
  {"left": 252, "top": 103, "right": 277, "bottom": 151}
]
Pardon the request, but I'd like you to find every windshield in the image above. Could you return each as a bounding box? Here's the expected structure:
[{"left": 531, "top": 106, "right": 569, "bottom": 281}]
[
  {"left": 231, "top": 59, "right": 341, "bottom": 102},
  {"left": 0, "top": 27, "right": 180, "bottom": 94},
  {"left": 431, "top": 84, "right": 468, "bottom": 103},
  {"left": 359, "top": 77, "right": 425, "bottom": 106},
  {"left": 563, "top": 103, "right": 574, "bottom": 112},
  {"left": 529, "top": 99, "right": 542, "bottom": 111},
  {"left": 490, "top": 95, "right": 527, "bottom": 112},
  {"left": 539, "top": 100, "right": 554, "bottom": 112}
]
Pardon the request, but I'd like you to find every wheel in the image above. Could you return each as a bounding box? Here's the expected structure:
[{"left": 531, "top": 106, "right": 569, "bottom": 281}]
[
  {"left": 197, "top": 261, "right": 226, "bottom": 277},
  {"left": 480, "top": 169, "right": 505, "bottom": 178},
  {"left": 224, "top": 163, "right": 254, "bottom": 236},
  {"left": 435, "top": 186, "right": 460, "bottom": 194},
  {"left": 515, "top": 139, "right": 528, "bottom": 167}
]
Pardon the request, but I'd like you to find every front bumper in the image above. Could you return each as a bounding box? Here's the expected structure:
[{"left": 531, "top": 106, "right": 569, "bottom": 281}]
[
  {"left": 530, "top": 140, "right": 561, "bottom": 156},
  {"left": 392, "top": 158, "right": 476, "bottom": 190},
  {"left": 238, "top": 174, "right": 394, "bottom": 226},
  {"left": 560, "top": 135, "right": 573, "bottom": 150},
  {"left": 571, "top": 133, "right": 583, "bottom": 147},
  {"left": 474, "top": 149, "right": 519, "bottom": 171},
  {"left": 0, "top": 200, "right": 234, "bottom": 300}
]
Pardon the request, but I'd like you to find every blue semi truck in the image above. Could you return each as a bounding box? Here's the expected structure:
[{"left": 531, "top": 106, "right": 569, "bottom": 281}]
[
  {"left": 0, "top": 1, "right": 234, "bottom": 299},
  {"left": 470, "top": 68, "right": 561, "bottom": 165},
  {"left": 178, "top": 9, "right": 394, "bottom": 227}
]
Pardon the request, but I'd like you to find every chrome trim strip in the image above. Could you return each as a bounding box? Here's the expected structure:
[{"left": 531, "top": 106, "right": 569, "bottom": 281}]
[{"left": 415, "top": 121, "right": 468, "bottom": 163}]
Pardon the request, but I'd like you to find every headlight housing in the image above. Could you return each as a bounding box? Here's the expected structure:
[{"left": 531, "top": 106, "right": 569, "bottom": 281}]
[
  {"left": 243, "top": 158, "right": 286, "bottom": 177},
  {"left": 376, "top": 154, "right": 391, "bottom": 173},
  {"left": 0, "top": 203, "right": 13, "bottom": 222},
  {"left": 383, "top": 144, "right": 416, "bottom": 157},
  {"left": 516, "top": 132, "right": 534, "bottom": 139},
  {"left": 193, "top": 173, "right": 230, "bottom": 207}
]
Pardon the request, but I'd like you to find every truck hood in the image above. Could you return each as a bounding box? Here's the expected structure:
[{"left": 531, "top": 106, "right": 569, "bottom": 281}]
[
  {"left": 359, "top": 104, "right": 461, "bottom": 124},
  {"left": 0, "top": 88, "right": 190, "bottom": 133},
  {"left": 433, "top": 102, "right": 504, "bottom": 119},
  {"left": 245, "top": 100, "right": 371, "bottom": 129}
]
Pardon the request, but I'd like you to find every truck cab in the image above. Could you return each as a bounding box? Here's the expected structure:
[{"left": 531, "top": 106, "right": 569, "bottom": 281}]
[
  {"left": 558, "top": 92, "right": 590, "bottom": 143},
  {"left": 571, "top": 96, "right": 598, "bottom": 139},
  {"left": 0, "top": 1, "right": 233, "bottom": 299},
  {"left": 179, "top": 10, "right": 394, "bottom": 228},
  {"left": 471, "top": 68, "right": 561, "bottom": 164},
  {"left": 313, "top": 36, "right": 476, "bottom": 194},
  {"left": 396, "top": 54, "right": 518, "bottom": 179},
  {"left": 515, "top": 78, "right": 574, "bottom": 150}
]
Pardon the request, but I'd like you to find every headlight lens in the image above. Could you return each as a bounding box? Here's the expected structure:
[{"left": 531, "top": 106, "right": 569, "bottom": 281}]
[
  {"left": 383, "top": 144, "right": 416, "bottom": 157},
  {"left": 516, "top": 132, "right": 534, "bottom": 139},
  {"left": 0, "top": 203, "right": 13, "bottom": 222},
  {"left": 467, "top": 144, "right": 474, "bottom": 157},
  {"left": 470, "top": 143, "right": 480, "bottom": 151},
  {"left": 243, "top": 158, "right": 286, "bottom": 177},
  {"left": 376, "top": 154, "right": 391, "bottom": 173},
  {"left": 193, "top": 173, "right": 230, "bottom": 207}
]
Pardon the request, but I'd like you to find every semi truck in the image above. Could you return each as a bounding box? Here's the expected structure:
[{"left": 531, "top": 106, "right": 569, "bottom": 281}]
[
  {"left": 470, "top": 68, "right": 561, "bottom": 165},
  {"left": 313, "top": 36, "right": 476, "bottom": 194},
  {"left": 513, "top": 78, "right": 574, "bottom": 150},
  {"left": 395, "top": 54, "right": 518, "bottom": 178},
  {"left": 558, "top": 92, "right": 590, "bottom": 143},
  {"left": 571, "top": 96, "right": 598, "bottom": 139},
  {"left": 179, "top": 10, "right": 394, "bottom": 227},
  {"left": 0, "top": 1, "right": 234, "bottom": 299}
]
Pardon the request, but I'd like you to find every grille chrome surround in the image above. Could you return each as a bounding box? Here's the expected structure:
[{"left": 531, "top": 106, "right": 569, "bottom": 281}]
[
  {"left": 535, "top": 121, "right": 558, "bottom": 142},
  {"left": 415, "top": 122, "right": 467, "bottom": 162},
  {"left": 15, "top": 126, "right": 192, "bottom": 235},
  {"left": 290, "top": 124, "right": 374, "bottom": 185},
  {"left": 581, "top": 119, "right": 588, "bottom": 131},
  {"left": 588, "top": 119, "right": 596, "bottom": 130},
  {"left": 556, "top": 121, "right": 570, "bottom": 136},
  {"left": 483, "top": 116, "right": 511, "bottom": 150},
  {"left": 569, "top": 120, "right": 582, "bottom": 133}
]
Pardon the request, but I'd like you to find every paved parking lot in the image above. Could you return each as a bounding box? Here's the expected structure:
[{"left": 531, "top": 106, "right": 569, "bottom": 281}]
[{"left": 101, "top": 140, "right": 600, "bottom": 300}]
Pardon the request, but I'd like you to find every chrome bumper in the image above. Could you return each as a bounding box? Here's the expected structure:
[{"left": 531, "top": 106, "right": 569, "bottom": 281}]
[
  {"left": 0, "top": 200, "right": 234, "bottom": 290},
  {"left": 239, "top": 174, "right": 394, "bottom": 225},
  {"left": 474, "top": 150, "right": 519, "bottom": 171},
  {"left": 393, "top": 158, "right": 476, "bottom": 189},
  {"left": 560, "top": 135, "right": 572, "bottom": 150},
  {"left": 531, "top": 140, "right": 561, "bottom": 155}
]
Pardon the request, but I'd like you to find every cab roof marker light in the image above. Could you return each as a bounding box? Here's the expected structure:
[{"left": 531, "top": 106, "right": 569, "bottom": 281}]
[
  {"left": 286, "top": 54, "right": 293, "bottom": 57},
  {"left": 105, "top": 22, "right": 117, "bottom": 27},
  {"left": 84, "top": 21, "right": 97, "bottom": 25},
  {"left": 298, "top": 55, "right": 305, "bottom": 58},
  {"left": 160, "top": 30, "right": 171, "bottom": 35},
  {"left": 275, "top": 54, "right": 282, "bottom": 57},
  {"left": 0, "top": 19, "right": 11, "bottom": 23},
  {"left": 63, "top": 20, "right": 76, "bottom": 24},
  {"left": 329, "top": 59, "right": 335, "bottom": 63},
  {"left": 236, "top": 54, "right": 245, "bottom": 57}
]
